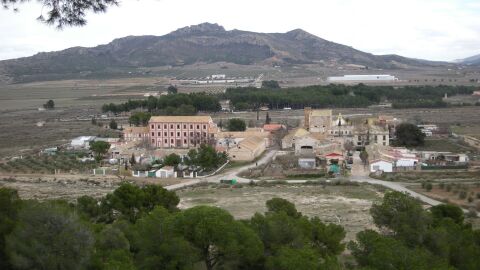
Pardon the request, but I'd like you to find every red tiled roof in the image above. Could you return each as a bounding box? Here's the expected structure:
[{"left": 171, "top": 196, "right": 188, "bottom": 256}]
[{"left": 263, "top": 124, "right": 284, "bottom": 132}]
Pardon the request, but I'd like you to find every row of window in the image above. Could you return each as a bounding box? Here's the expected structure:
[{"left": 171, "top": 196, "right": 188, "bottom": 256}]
[
  {"left": 151, "top": 138, "right": 208, "bottom": 146},
  {"left": 151, "top": 131, "right": 207, "bottom": 138},
  {"left": 150, "top": 123, "right": 208, "bottom": 130}
]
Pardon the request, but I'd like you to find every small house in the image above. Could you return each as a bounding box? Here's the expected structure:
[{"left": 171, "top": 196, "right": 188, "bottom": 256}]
[
  {"left": 370, "top": 159, "right": 393, "bottom": 173},
  {"left": 155, "top": 166, "right": 176, "bottom": 178}
]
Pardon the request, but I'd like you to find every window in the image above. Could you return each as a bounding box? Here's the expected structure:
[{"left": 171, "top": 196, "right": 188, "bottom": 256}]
[
  {"left": 184, "top": 139, "right": 187, "bottom": 144},
  {"left": 151, "top": 139, "right": 155, "bottom": 143},
  {"left": 197, "top": 125, "right": 200, "bottom": 129},
  {"left": 164, "top": 132, "right": 167, "bottom": 136},
  {"left": 184, "top": 132, "right": 187, "bottom": 137},
  {"left": 170, "top": 124, "right": 174, "bottom": 129},
  {"left": 157, "top": 125, "right": 161, "bottom": 129},
  {"left": 203, "top": 125, "right": 206, "bottom": 129},
  {"left": 171, "top": 139, "right": 174, "bottom": 144},
  {"left": 183, "top": 124, "right": 187, "bottom": 129},
  {"left": 158, "top": 132, "right": 161, "bottom": 136},
  {"left": 190, "top": 132, "right": 193, "bottom": 137},
  {"left": 190, "top": 124, "right": 193, "bottom": 129},
  {"left": 151, "top": 132, "right": 155, "bottom": 136},
  {"left": 383, "top": 135, "right": 386, "bottom": 140},
  {"left": 164, "top": 139, "right": 168, "bottom": 143},
  {"left": 177, "top": 132, "right": 180, "bottom": 137},
  {"left": 177, "top": 124, "right": 180, "bottom": 129},
  {"left": 164, "top": 124, "right": 167, "bottom": 129},
  {"left": 171, "top": 132, "right": 174, "bottom": 137},
  {"left": 151, "top": 124, "right": 154, "bottom": 129}
]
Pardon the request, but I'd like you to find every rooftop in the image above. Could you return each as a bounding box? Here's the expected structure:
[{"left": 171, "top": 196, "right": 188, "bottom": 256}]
[
  {"left": 309, "top": 109, "right": 332, "bottom": 117},
  {"left": 149, "top": 116, "right": 213, "bottom": 123}
]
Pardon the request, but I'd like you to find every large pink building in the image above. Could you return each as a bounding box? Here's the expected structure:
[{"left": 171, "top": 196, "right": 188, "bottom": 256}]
[{"left": 149, "top": 116, "right": 218, "bottom": 148}]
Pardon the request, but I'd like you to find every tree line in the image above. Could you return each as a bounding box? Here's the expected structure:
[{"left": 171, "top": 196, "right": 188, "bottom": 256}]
[
  {"left": 1, "top": 183, "right": 479, "bottom": 270},
  {"left": 102, "top": 93, "right": 221, "bottom": 115},
  {"left": 223, "top": 84, "right": 474, "bottom": 110}
]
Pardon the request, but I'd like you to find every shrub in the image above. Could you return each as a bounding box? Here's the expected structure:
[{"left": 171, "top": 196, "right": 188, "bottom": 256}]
[
  {"left": 425, "top": 183, "right": 433, "bottom": 192},
  {"left": 459, "top": 191, "right": 468, "bottom": 200},
  {"left": 468, "top": 196, "right": 474, "bottom": 203},
  {"left": 438, "top": 182, "right": 445, "bottom": 189}
]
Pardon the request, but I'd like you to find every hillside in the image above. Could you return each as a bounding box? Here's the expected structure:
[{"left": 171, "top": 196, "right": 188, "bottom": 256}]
[
  {"left": 458, "top": 54, "right": 480, "bottom": 66},
  {"left": 0, "top": 23, "right": 451, "bottom": 84}
]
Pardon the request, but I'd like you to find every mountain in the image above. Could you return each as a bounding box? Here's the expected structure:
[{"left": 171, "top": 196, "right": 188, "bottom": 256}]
[
  {"left": 0, "top": 23, "right": 451, "bottom": 84},
  {"left": 457, "top": 54, "right": 480, "bottom": 66}
]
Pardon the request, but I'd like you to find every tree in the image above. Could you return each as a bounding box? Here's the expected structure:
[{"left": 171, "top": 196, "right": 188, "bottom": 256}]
[
  {"left": 227, "top": 118, "right": 246, "bottom": 131},
  {"left": 129, "top": 153, "right": 136, "bottom": 165},
  {"left": 167, "top": 85, "right": 178, "bottom": 94},
  {"left": 261, "top": 80, "right": 280, "bottom": 89},
  {"left": 6, "top": 201, "right": 94, "bottom": 270},
  {"left": 43, "top": 99, "right": 55, "bottom": 109},
  {"left": 174, "top": 206, "right": 263, "bottom": 270},
  {"left": 266, "top": 197, "right": 301, "bottom": 218},
  {"left": 370, "top": 191, "right": 431, "bottom": 247},
  {"left": 134, "top": 207, "right": 198, "bottom": 270},
  {"left": 89, "top": 141, "right": 111, "bottom": 162},
  {"left": 91, "top": 225, "right": 135, "bottom": 270},
  {"left": 430, "top": 204, "right": 464, "bottom": 225},
  {"left": 101, "top": 183, "right": 179, "bottom": 223},
  {"left": 109, "top": 119, "right": 118, "bottom": 130},
  {"left": 163, "top": 153, "right": 181, "bottom": 167},
  {"left": 265, "top": 112, "right": 271, "bottom": 124},
  {"left": 0, "top": 188, "right": 21, "bottom": 269},
  {"left": 2, "top": 0, "right": 119, "bottom": 28},
  {"left": 359, "top": 150, "right": 369, "bottom": 165},
  {"left": 395, "top": 123, "right": 425, "bottom": 147},
  {"left": 129, "top": 112, "right": 151, "bottom": 126}
]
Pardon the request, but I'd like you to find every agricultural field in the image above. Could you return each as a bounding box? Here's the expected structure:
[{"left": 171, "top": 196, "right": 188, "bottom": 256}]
[
  {"left": 177, "top": 183, "right": 385, "bottom": 240},
  {"left": 412, "top": 182, "right": 480, "bottom": 210},
  {"left": 375, "top": 170, "right": 480, "bottom": 182},
  {"left": 413, "top": 138, "right": 477, "bottom": 153},
  {"left": 0, "top": 154, "right": 97, "bottom": 174}
]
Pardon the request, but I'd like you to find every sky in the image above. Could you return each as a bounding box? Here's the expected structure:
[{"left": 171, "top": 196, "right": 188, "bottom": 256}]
[{"left": 0, "top": 0, "right": 479, "bottom": 61}]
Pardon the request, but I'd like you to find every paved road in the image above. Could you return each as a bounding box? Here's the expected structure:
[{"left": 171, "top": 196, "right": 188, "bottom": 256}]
[{"left": 167, "top": 149, "right": 444, "bottom": 207}]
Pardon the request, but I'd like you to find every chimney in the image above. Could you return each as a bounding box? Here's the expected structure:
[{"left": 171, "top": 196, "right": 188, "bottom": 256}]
[{"left": 304, "top": 107, "right": 312, "bottom": 130}]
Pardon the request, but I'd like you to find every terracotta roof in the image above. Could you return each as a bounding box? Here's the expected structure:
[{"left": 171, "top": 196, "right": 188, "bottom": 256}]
[
  {"left": 149, "top": 116, "right": 212, "bottom": 123},
  {"left": 217, "top": 131, "right": 269, "bottom": 139},
  {"left": 236, "top": 136, "right": 265, "bottom": 151},
  {"left": 263, "top": 124, "right": 284, "bottom": 132}
]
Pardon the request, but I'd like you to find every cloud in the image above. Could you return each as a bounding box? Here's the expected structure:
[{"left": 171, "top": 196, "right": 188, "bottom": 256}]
[{"left": 0, "top": 0, "right": 479, "bottom": 61}]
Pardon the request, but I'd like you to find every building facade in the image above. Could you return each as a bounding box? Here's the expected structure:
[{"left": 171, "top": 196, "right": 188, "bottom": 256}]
[{"left": 148, "top": 116, "right": 218, "bottom": 148}]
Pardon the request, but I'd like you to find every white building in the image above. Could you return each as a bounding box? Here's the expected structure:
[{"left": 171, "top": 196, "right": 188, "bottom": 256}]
[
  {"left": 71, "top": 136, "right": 96, "bottom": 149},
  {"left": 370, "top": 159, "right": 393, "bottom": 173},
  {"left": 155, "top": 166, "right": 176, "bottom": 178},
  {"left": 327, "top": 74, "right": 398, "bottom": 83}
]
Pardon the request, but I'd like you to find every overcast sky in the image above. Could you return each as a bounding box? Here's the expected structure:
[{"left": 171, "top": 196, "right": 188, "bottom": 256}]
[{"left": 1, "top": 0, "right": 479, "bottom": 61}]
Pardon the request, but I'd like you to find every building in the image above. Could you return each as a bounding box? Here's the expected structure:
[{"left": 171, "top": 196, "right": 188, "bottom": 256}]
[
  {"left": 216, "top": 129, "right": 271, "bottom": 151},
  {"left": 472, "top": 90, "right": 480, "bottom": 96},
  {"left": 327, "top": 74, "right": 398, "bottom": 83},
  {"left": 123, "top": 126, "right": 149, "bottom": 142},
  {"left": 71, "top": 136, "right": 96, "bottom": 149},
  {"left": 149, "top": 116, "right": 218, "bottom": 148},
  {"left": 354, "top": 125, "right": 390, "bottom": 147},
  {"left": 417, "top": 124, "right": 438, "bottom": 137},
  {"left": 298, "top": 154, "right": 317, "bottom": 169},
  {"left": 263, "top": 124, "right": 285, "bottom": 133},
  {"left": 155, "top": 166, "right": 176, "bottom": 178},
  {"left": 304, "top": 108, "right": 332, "bottom": 134},
  {"left": 219, "top": 100, "right": 231, "bottom": 112},
  {"left": 329, "top": 113, "right": 354, "bottom": 137},
  {"left": 370, "top": 159, "right": 394, "bottom": 173},
  {"left": 228, "top": 136, "right": 266, "bottom": 161}
]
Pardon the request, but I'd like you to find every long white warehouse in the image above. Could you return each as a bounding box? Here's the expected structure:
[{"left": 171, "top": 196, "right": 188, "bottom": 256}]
[{"left": 327, "top": 74, "right": 398, "bottom": 83}]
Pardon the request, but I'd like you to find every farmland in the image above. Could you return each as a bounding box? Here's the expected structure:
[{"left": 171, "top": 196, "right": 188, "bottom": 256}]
[{"left": 178, "top": 183, "right": 384, "bottom": 240}]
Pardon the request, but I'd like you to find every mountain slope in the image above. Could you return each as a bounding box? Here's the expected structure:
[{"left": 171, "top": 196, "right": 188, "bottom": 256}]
[
  {"left": 0, "top": 23, "right": 451, "bottom": 84},
  {"left": 458, "top": 54, "right": 480, "bottom": 66}
]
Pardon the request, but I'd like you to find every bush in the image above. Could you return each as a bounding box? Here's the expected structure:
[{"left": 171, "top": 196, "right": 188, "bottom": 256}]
[
  {"left": 438, "top": 182, "right": 445, "bottom": 189},
  {"left": 459, "top": 191, "right": 468, "bottom": 200},
  {"left": 468, "top": 196, "right": 474, "bottom": 203},
  {"left": 425, "top": 183, "right": 433, "bottom": 192}
]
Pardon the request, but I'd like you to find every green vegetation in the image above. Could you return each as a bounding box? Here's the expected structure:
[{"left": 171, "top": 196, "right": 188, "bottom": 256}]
[
  {"left": 394, "top": 123, "right": 426, "bottom": 147},
  {"left": 163, "top": 153, "right": 182, "bottom": 167},
  {"left": 226, "top": 118, "right": 246, "bottom": 131},
  {"left": 0, "top": 185, "right": 346, "bottom": 270},
  {"left": 167, "top": 85, "right": 178, "bottom": 94},
  {"left": 102, "top": 93, "right": 221, "bottom": 115},
  {"left": 2, "top": 184, "right": 480, "bottom": 269},
  {"left": 109, "top": 119, "right": 117, "bottom": 130},
  {"left": 0, "top": 154, "right": 97, "bottom": 174},
  {"left": 184, "top": 144, "right": 228, "bottom": 171},
  {"left": 223, "top": 84, "right": 474, "bottom": 109},
  {"left": 128, "top": 111, "right": 151, "bottom": 126},
  {"left": 261, "top": 80, "right": 280, "bottom": 89},
  {"left": 89, "top": 141, "right": 111, "bottom": 162},
  {"left": 43, "top": 99, "right": 55, "bottom": 109}
]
